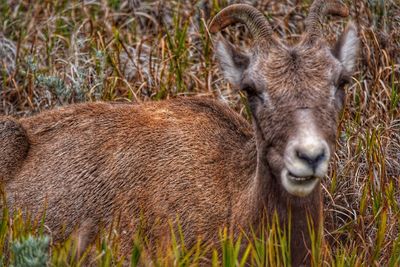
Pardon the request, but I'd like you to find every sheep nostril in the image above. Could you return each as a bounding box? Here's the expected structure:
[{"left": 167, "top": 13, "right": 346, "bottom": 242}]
[{"left": 295, "top": 149, "right": 325, "bottom": 171}]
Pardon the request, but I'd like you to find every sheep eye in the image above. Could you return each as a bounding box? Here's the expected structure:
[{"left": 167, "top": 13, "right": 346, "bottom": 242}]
[
  {"left": 337, "top": 75, "right": 351, "bottom": 90},
  {"left": 241, "top": 82, "right": 259, "bottom": 98},
  {"left": 334, "top": 76, "right": 350, "bottom": 109},
  {"left": 243, "top": 86, "right": 257, "bottom": 96},
  {"left": 337, "top": 79, "right": 347, "bottom": 90}
]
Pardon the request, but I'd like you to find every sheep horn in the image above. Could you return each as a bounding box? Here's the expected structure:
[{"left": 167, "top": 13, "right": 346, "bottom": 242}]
[
  {"left": 209, "top": 4, "right": 275, "bottom": 45},
  {"left": 305, "top": 0, "right": 349, "bottom": 43}
]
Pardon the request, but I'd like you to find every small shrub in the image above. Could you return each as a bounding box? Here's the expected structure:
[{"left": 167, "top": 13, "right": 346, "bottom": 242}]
[{"left": 10, "top": 235, "right": 50, "bottom": 267}]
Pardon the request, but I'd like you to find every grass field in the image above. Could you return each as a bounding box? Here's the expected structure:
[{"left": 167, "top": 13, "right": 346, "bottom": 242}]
[{"left": 0, "top": 0, "right": 399, "bottom": 266}]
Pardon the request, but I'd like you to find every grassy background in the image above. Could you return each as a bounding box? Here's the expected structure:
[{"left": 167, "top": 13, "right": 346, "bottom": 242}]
[{"left": 0, "top": 0, "right": 399, "bottom": 266}]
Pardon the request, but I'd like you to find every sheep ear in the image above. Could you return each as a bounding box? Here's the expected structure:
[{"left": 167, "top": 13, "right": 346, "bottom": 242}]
[
  {"left": 332, "top": 22, "right": 359, "bottom": 73},
  {"left": 215, "top": 36, "right": 250, "bottom": 88}
]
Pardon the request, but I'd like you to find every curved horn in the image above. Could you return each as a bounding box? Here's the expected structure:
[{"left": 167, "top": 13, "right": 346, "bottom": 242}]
[
  {"left": 209, "top": 4, "right": 274, "bottom": 44},
  {"left": 305, "top": 0, "right": 349, "bottom": 43}
]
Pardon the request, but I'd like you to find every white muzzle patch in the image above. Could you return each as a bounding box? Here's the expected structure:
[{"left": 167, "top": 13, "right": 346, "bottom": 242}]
[{"left": 281, "top": 110, "right": 330, "bottom": 197}]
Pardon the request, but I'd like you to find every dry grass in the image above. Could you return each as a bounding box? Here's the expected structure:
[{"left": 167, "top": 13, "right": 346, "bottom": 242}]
[{"left": 0, "top": 0, "right": 399, "bottom": 266}]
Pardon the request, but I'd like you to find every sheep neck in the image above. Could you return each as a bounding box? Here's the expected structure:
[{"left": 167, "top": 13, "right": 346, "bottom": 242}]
[{"left": 233, "top": 131, "right": 323, "bottom": 266}]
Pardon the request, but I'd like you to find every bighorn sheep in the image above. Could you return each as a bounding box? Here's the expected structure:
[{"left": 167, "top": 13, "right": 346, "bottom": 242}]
[{"left": 0, "top": 0, "right": 358, "bottom": 265}]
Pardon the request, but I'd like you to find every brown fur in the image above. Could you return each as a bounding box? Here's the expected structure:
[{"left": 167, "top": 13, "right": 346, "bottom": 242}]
[
  {"left": 0, "top": 117, "right": 29, "bottom": 182},
  {"left": 1, "top": 98, "right": 320, "bottom": 265}
]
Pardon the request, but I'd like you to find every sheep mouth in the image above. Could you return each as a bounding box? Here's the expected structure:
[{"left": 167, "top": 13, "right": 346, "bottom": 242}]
[
  {"left": 287, "top": 172, "right": 316, "bottom": 184},
  {"left": 281, "top": 169, "right": 320, "bottom": 197}
]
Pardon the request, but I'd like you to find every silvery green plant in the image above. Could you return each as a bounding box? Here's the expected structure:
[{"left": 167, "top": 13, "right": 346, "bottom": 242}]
[
  {"left": 93, "top": 49, "right": 106, "bottom": 100},
  {"left": 11, "top": 235, "right": 50, "bottom": 267},
  {"left": 0, "top": 35, "right": 16, "bottom": 80},
  {"left": 36, "top": 74, "right": 70, "bottom": 101}
]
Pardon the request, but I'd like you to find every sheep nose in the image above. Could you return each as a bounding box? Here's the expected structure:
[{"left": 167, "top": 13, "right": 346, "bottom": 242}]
[
  {"left": 295, "top": 146, "right": 326, "bottom": 172},
  {"left": 284, "top": 136, "right": 330, "bottom": 178}
]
